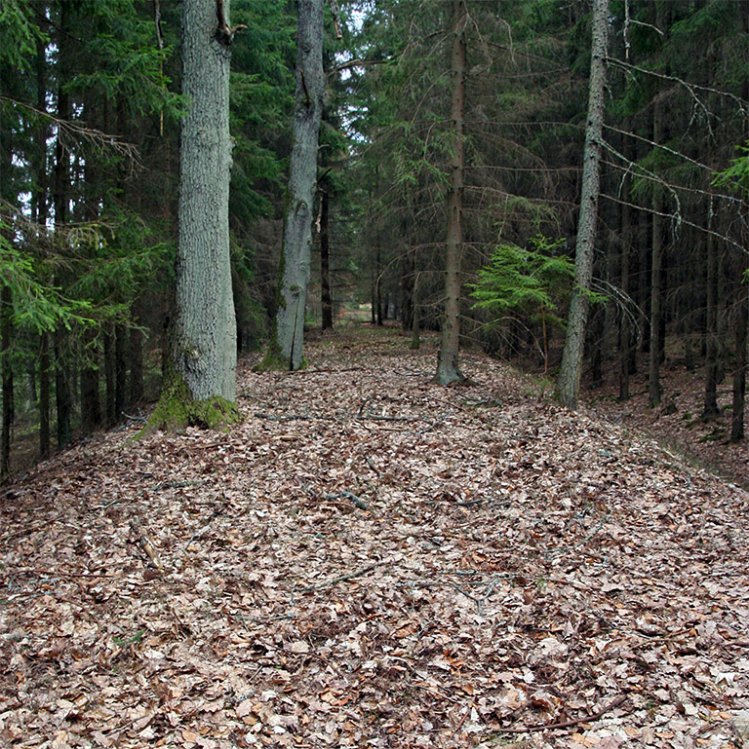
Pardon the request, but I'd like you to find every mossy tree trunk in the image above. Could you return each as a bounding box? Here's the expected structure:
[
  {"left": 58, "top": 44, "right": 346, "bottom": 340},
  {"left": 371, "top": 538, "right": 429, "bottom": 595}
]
[
  {"left": 172, "top": 0, "right": 237, "bottom": 403},
  {"left": 273, "top": 0, "right": 324, "bottom": 369}
]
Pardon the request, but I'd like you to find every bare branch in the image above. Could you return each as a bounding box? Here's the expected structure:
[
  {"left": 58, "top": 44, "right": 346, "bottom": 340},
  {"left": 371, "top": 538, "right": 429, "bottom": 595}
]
[
  {"left": 0, "top": 96, "right": 139, "bottom": 162},
  {"left": 605, "top": 57, "right": 748, "bottom": 115},
  {"left": 601, "top": 193, "right": 748, "bottom": 256}
]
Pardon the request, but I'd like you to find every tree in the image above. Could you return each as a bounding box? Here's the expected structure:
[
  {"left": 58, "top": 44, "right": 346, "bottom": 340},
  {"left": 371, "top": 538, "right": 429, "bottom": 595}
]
[
  {"left": 435, "top": 0, "right": 467, "bottom": 385},
  {"left": 270, "top": 0, "right": 325, "bottom": 370},
  {"left": 161, "top": 0, "right": 237, "bottom": 422},
  {"left": 555, "top": 0, "right": 609, "bottom": 409}
]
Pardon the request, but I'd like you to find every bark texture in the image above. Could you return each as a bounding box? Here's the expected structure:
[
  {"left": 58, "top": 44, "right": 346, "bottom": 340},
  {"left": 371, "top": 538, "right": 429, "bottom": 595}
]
[
  {"left": 275, "top": 0, "right": 324, "bottom": 369},
  {"left": 555, "top": 0, "right": 608, "bottom": 409},
  {"left": 435, "top": 0, "right": 467, "bottom": 386},
  {"left": 174, "top": 0, "right": 236, "bottom": 401},
  {"left": 320, "top": 184, "right": 333, "bottom": 330},
  {"left": 1, "top": 285, "right": 12, "bottom": 479}
]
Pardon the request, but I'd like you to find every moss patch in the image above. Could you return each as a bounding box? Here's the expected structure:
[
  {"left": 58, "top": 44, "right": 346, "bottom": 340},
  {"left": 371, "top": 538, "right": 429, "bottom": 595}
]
[{"left": 142, "top": 376, "right": 241, "bottom": 434}]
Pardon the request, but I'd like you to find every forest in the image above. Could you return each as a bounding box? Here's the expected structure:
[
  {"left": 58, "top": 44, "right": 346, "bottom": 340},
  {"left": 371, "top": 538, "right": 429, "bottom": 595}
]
[
  {"left": 0, "top": 0, "right": 748, "bottom": 475},
  {"left": 1, "top": 0, "right": 749, "bottom": 747}
]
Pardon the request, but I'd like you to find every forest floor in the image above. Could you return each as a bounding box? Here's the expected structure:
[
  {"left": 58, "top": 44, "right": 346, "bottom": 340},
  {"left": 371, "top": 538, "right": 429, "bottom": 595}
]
[
  {"left": 587, "top": 362, "right": 749, "bottom": 492},
  {"left": 2, "top": 326, "right": 749, "bottom": 749}
]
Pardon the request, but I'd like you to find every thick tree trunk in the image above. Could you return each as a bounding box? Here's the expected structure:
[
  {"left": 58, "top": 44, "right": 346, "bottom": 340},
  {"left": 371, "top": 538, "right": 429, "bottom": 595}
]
[
  {"left": 173, "top": 0, "right": 236, "bottom": 401},
  {"left": 320, "top": 185, "right": 333, "bottom": 330},
  {"left": 435, "top": 0, "right": 467, "bottom": 386},
  {"left": 274, "top": 0, "right": 324, "bottom": 369},
  {"left": 555, "top": 0, "right": 608, "bottom": 408}
]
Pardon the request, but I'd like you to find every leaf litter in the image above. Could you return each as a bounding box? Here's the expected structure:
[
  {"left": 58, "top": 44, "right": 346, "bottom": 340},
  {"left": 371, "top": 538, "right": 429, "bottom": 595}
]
[{"left": 1, "top": 328, "right": 748, "bottom": 748}]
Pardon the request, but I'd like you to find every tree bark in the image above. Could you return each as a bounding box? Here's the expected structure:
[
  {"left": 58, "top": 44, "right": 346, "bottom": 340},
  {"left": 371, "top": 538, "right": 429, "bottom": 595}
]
[
  {"left": 129, "top": 321, "right": 145, "bottom": 405},
  {"left": 619, "top": 190, "right": 633, "bottom": 400},
  {"left": 555, "top": 0, "right": 608, "bottom": 408},
  {"left": 320, "top": 183, "right": 333, "bottom": 330},
  {"left": 115, "top": 323, "right": 127, "bottom": 418},
  {"left": 53, "top": 0, "right": 72, "bottom": 447},
  {"left": 731, "top": 274, "right": 748, "bottom": 442},
  {"left": 702, "top": 232, "right": 720, "bottom": 419},
  {"left": 1, "top": 285, "right": 13, "bottom": 479},
  {"left": 173, "top": 0, "right": 237, "bottom": 400},
  {"left": 104, "top": 329, "right": 116, "bottom": 425},
  {"left": 435, "top": 0, "right": 467, "bottom": 386},
  {"left": 39, "top": 334, "right": 50, "bottom": 459},
  {"left": 34, "top": 32, "right": 51, "bottom": 459},
  {"left": 274, "top": 0, "right": 324, "bottom": 369},
  {"left": 80, "top": 329, "right": 102, "bottom": 435}
]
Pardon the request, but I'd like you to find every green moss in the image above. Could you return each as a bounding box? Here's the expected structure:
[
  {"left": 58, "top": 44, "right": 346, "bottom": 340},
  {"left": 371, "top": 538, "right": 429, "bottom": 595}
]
[{"left": 142, "top": 376, "right": 241, "bottom": 434}]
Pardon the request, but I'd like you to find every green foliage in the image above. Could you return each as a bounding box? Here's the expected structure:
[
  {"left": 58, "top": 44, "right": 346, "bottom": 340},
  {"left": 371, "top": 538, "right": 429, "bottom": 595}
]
[
  {"left": 470, "top": 236, "right": 573, "bottom": 328},
  {"left": 0, "top": 0, "right": 46, "bottom": 70},
  {"left": 0, "top": 228, "right": 92, "bottom": 334},
  {"left": 713, "top": 141, "right": 749, "bottom": 193}
]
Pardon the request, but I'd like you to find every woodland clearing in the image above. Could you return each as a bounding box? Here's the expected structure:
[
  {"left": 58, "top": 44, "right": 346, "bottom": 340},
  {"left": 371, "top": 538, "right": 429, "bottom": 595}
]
[{"left": 1, "top": 327, "right": 748, "bottom": 748}]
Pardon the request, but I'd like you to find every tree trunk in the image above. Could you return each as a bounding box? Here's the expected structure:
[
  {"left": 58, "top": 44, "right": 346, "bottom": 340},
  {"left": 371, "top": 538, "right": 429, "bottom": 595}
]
[
  {"left": 731, "top": 277, "right": 748, "bottom": 442},
  {"left": 173, "top": 0, "right": 237, "bottom": 401},
  {"left": 35, "top": 33, "right": 51, "bottom": 459},
  {"left": 54, "top": 331, "right": 72, "bottom": 448},
  {"left": 648, "top": 195, "right": 664, "bottom": 408},
  {"left": 39, "top": 334, "right": 50, "bottom": 459},
  {"left": 80, "top": 330, "right": 101, "bottom": 435},
  {"left": 555, "top": 0, "right": 608, "bottom": 408},
  {"left": 619, "top": 192, "right": 633, "bottom": 400},
  {"left": 320, "top": 184, "right": 333, "bottom": 330},
  {"left": 274, "top": 0, "right": 324, "bottom": 369},
  {"left": 702, "top": 233, "right": 720, "bottom": 419},
  {"left": 411, "top": 269, "right": 421, "bottom": 350},
  {"left": 1, "top": 285, "right": 13, "bottom": 479},
  {"left": 115, "top": 324, "right": 127, "bottom": 419},
  {"left": 104, "top": 329, "right": 116, "bottom": 425},
  {"left": 129, "top": 321, "right": 145, "bottom": 405},
  {"left": 53, "top": 1, "right": 72, "bottom": 447},
  {"left": 435, "top": 0, "right": 467, "bottom": 386},
  {"left": 731, "top": 5, "right": 749, "bottom": 442}
]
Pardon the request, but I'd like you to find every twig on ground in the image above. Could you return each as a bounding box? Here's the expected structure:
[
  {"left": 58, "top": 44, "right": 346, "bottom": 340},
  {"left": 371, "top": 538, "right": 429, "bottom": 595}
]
[
  {"left": 324, "top": 490, "right": 369, "bottom": 510},
  {"left": 298, "top": 560, "right": 389, "bottom": 592},
  {"left": 129, "top": 519, "right": 164, "bottom": 572},
  {"left": 494, "top": 695, "right": 628, "bottom": 735}
]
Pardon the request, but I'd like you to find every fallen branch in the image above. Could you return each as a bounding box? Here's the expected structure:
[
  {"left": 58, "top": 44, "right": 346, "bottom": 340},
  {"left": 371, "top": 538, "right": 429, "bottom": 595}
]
[
  {"left": 495, "top": 695, "right": 628, "bottom": 735},
  {"left": 254, "top": 411, "right": 339, "bottom": 422},
  {"left": 324, "top": 490, "right": 369, "bottom": 510},
  {"left": 129, "top": 519, "right": 164, "bottom": 573},
  {"left": 299, "top": 560, "right": 389, "bottom": 593}
]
